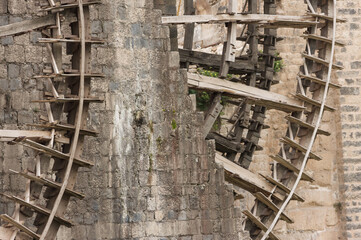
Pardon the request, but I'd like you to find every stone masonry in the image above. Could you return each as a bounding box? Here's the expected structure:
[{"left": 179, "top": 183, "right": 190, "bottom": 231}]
[{"left": 0, "top": 0, "right": 361, "bottom": 239}]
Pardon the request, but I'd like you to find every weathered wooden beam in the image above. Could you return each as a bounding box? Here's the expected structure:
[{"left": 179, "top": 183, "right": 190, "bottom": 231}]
[
  {"left": 203, "top": 94, "right": 223, "bottom": 138},
  {"left": 162, "top": 14, "right": 317, "bottom": 28},
  {"left": 0, "top": 14, "right": 56, "bottom": 37},
  {"left": 0, "top": 130, "right": 52, "bottom": 142},
  {"left": 187, "top": 73, "right": 304, "bottom": 112},
  {"left": 207, "top": 132, "right": 244, "bottom": 153},
  {"left": 215, "top": 154, "right": 284, "bottom": 201},
  {"left": 179, "top": 49, "right": 262, "bottom": 73}
]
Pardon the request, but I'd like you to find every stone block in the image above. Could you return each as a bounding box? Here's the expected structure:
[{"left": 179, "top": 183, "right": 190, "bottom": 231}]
[
  {"left": 8, "top": 0, "right": 26, "bottom": 14},
  {"left": 287, "top": 208, "right": 327, "bottom": 231},
  {"left": 5, "top": 45, "right": 25, "bottom": 63}
]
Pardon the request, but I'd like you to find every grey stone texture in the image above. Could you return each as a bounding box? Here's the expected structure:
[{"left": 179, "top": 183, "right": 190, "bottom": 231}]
[{"left": 0, "top": 0, "right": 248, "bottom": 239}]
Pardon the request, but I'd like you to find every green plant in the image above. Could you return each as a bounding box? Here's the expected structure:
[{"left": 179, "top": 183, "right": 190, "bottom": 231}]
[
  {"left": 171, "top": 119, "right": 177, "bottom": 130},
  {"left": 274, "top": 53, "right": 284, "bottom": 72}
]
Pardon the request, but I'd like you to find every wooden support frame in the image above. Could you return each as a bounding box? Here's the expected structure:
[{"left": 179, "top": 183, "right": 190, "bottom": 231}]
[{"left": 187, "top": 73, "right": 304, "bottom": 112}]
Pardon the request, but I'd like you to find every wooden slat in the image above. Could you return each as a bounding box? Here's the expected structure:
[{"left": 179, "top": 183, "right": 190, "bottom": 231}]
[
  {"left": 280, "top": 137, "right": 322, "bottom": 160},
  {"left": 260, "top": 174, "right": 304, "bottom": 202},
  {"left": 302, "top": 53, "right": 344, "bottom": 70},
  {"left": 243, "top": 210, "right": 281, "bottom": 240},
  {"left": 179, "top": 49, "right": 260, "bottom": 73},
  {"left": 22, "top": 139, "right": 93, "bottom": 167},
  {"left": 38, "top": 37, "right": 105, "bottom": 43},
  {"left": 203, "top": 94, "right": 223, "bottom": 138},
  {"left": 0, "top": 14, "right": 55, "bottom": 37},
  {"left": 34, "top": 73, "right": 105, "bottom": 78},
  {"left": 207, "top": 132, "right": 244, "bottom": 153},
  {"left": 188, "top": 73, "right": 304, "bottom": 113},
  {"left": 41, "top": 0, "right": 101, "bottom": 11},
  {"left": 286, "top": 115, "right": 330, "bottom": 136},
  {"left": 1, "top": 194, "right": 73, "bottom": 228},
  {"left": 12, "top": 170, "right": 84, "bottom": 199},
  {"left": 31, "top": 97, "right": 104, "bottom": 103},
  {"left": 307, "top": 13, "right": 346, "bottom": 23},
  {"left": 302, "top": 34, "right": 345, "bottom": 46},
  {"left": 28, "top": 123, "right": 98, "bottom": 137},
  {"left": 270, "top": 155, "right": 314, "bottom": 182},
  {"left": 162, "top": 14, "right": 317, "bottom": 28},
  {"left": 299, "top": 74, "right": 341, "bottom": 89},
  {"left": 294, "top": 93, "right": 335, "bottom": 112},
  {"left": 0, "top": 130, "right": 51, "bottom": 142},
  {"left": 254, "top": 192, "right": 293, "bottom": 223},
  {"left": 0, "top": 214, "right": 40, "bottom": 239},
  {"left": 215, "top": 154, "right": 284, "bottom": 201}
]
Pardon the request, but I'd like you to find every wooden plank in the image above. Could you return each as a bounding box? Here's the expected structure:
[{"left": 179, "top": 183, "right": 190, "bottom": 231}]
[
  {"left": 207, "top": 132, "right": 244, "bottom": 153},
  {"left": 254, "top": 192, "right": 294, "bottom": 223},
  {"left": 40, "top": 0, "right": 101, "bottom": 11},
  {"left": 301, "top": 34, "right": 345, "bottom": 46},
  {"left": 294, "top": 93, "right": 336, "bottom": 112},
  {"left": 1, "top": 194, "right": 73, "bottom": 228},
  {"left": 31, "top": 97, "right": 104, "bottom": 103},
  {"left": 0, "top": 14, "right": 56, "bottom": 37},
  {"left": 270, "top": 155, "right": 314, "bottom": 182},
  {"left": 299, "top": 73, "right": 341, "bottom": 89},
  {"left": 22, "top": 139, "right": 93, "bottom": 167},
  {"left": 38, "top": 37, "right": 105, "bottom": 43},
  {"left": 0, "top": 130, "right": 51, "bottom": 142},
  {"left": 12, "top": 170, "right": 85, "bottom": 199},
  {"left": 307, "top": 13, "right": 346, "bottom": 23},
  {"left": 215, "top": 154, "right": 284, "bottom": 201},
  {"left": 28, "top": 123, "right": 98, "bottom": 137},
  {"left": 260, "top": 174, "right": 304, "bottom": 202},
  {"left": 281, "top": 137, "right": 322, "bottom": 160},
  {"left": 302, "top": 53, "right": 344, "bottom": 70},
  {"left": 0, "top": 214, "right": 40, "bottom": 239},
  {"left": 179, "top": 49, "right": 260, "bottom": 73},
  {"left": 187, "top": 73, "right": 304, "bottom": 112},
  {"left": 203, "top": 94, "right": 223, "bottom": 138},
  {"left": 162, "top": 14, "right": 317, "bottom": 27},
  {"left": 286, "top": 115, "right": 330, "bottom": 136},
  {"left": 243, "top": 210, "right": 281, "bottom": 240}
]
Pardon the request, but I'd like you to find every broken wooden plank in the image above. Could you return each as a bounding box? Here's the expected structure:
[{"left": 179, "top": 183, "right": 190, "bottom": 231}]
[
  {"left": 215, "top": 154, "right": 284, "bottom": 201},
  {"left": 162, "top": 14, "right": 317, "bottom": 28},
  {"left": 0, "top": 14, "right": 56, "bottom": 38},
  {"left": 207, "top": 132, "right": 244, "bottom": 153},
  {"left": 187, "top": 73, "right": 304, "bottom": 113},
  {"left": 179, "top": 49, "right": 261, "bottom": 73},
  {"left": 0, "top": 130, "right": 52, "bottom": 142}
]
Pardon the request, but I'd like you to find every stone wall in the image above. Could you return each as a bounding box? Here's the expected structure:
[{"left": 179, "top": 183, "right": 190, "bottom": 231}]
[
  {"left": 336, "top": 0, "right": 361, "bottom": 239},
  {"left": 0, "top": 0, "right": 250, "bottom": 239},
  {"left": 0, "top": 0, "right": 46, "bottom": 215},
  {"left": 0, "top": 0, "right": 359, "bottom": 240}
]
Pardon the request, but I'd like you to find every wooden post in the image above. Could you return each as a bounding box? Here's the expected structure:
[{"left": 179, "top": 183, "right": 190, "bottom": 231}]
[
  {"left": 182, "top": 0, "right": 195, "bottom": 69},
  {"left": 219, "top": 0, "right": 238, "bottom": 78},
  {"left": 203, "top": 93, "right": 223, "bottom": 138}
]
